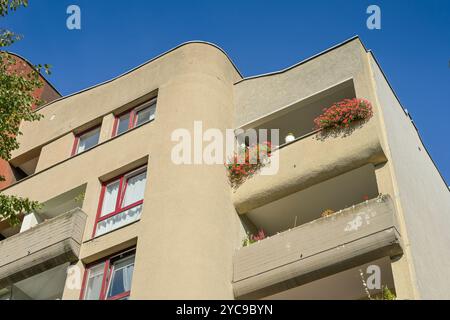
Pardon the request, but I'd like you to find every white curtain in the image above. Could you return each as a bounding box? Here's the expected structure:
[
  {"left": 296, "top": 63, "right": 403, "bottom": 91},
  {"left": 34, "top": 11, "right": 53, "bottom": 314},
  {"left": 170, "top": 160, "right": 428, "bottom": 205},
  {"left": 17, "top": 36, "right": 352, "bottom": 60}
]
[
  {"left": 121, "top": 263, "right": 134, "bottom": 292},
  {"left": 96, "top": 204, "right": 142, "bottom": 237},
  {"left": 122, "top": 172, "right": 147, "bottom": 207},
  {"left": 84, "top": 263, "right": 105, "bottom": 300},
  {"left": 95, "top": 170, "right": 147, "bottom": 237},
  {"left": 107, "top": 256, "right": 134, "bottom": 298},
  {"left": 101, "top": 180, "right": 120, "bottom": 216}
]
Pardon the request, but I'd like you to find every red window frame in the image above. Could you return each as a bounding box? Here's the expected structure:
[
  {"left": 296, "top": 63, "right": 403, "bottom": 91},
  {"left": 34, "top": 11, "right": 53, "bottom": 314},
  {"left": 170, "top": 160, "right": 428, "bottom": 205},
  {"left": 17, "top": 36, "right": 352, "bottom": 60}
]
[
  {"left": 80, "top": 249, "right": 136, "bottom": 300},
  {"left": 71, "top": 125, "right": 101, "bottom": 156},
  {"left": 92, "top": 165, "right": 147, "bottom": 238},
  {"left": 111, "top": 98, "right": 157, "bottom": 137}
]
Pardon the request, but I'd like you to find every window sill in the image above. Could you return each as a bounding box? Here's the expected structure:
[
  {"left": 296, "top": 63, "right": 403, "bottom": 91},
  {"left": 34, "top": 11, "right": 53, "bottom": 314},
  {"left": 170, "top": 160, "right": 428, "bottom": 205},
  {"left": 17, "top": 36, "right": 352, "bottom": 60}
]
[{"left": 84, "top": 218, "right": 141, "bottom": 243}]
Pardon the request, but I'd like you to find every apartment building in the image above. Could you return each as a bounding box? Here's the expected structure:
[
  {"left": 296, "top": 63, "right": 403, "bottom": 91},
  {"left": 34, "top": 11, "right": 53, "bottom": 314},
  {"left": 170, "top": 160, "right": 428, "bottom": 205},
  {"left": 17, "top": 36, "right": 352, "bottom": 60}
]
[{"left": 0, "top": 36, "right": 449, "bottom": 300}]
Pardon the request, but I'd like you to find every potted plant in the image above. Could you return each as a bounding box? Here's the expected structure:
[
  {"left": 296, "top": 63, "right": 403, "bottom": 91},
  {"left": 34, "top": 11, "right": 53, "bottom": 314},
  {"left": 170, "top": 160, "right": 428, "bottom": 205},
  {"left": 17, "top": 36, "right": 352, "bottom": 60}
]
[
  {"left": 242, "top": 229, "right": 267, "bottom": 247},
  {"left": 285, "top": 132, "right": 296, "bottom": 144},
  {"left": 226, "top": 141, "right": 272, "bottom": 188},
  {"left": 313, "top": 98, "right": 373, "bottom": 130}
]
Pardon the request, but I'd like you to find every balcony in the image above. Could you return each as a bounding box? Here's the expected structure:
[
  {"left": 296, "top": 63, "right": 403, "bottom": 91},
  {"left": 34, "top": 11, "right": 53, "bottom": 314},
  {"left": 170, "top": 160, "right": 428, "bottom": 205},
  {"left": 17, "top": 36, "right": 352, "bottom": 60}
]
[
  {"left": 233, "top": 78, "right": 387, "bottom": 213},
  {"left": 233, "top": 117, "right": 386, "bottom": 213},
  {"left": 0, "top": 208, "right": 87, "bottom": 288},
  {"left": 233, "top": 195, "right": 402, "bottom": 299}
]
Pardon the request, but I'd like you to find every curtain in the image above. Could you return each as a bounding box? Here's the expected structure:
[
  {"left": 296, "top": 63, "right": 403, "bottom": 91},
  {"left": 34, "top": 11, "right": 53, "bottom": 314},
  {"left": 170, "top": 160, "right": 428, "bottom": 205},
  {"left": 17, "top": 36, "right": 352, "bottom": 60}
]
[
  {"left": 85, "top": 263, "right": 105, "bottom": 300},
  {"left": 107, "top": 256, "right": 135, "bottom": 298},
  {"left": 96, "top": 204, "right": 142, "bottom": 236},
  {"left": 101, "top": 180, "right": 120, "bottom": 216},
  {"left": 121, "top": 263, "right": 134, "bottom": 292},
  {"left": 122, "top": 172, "right": 147, "bottom": 207}
]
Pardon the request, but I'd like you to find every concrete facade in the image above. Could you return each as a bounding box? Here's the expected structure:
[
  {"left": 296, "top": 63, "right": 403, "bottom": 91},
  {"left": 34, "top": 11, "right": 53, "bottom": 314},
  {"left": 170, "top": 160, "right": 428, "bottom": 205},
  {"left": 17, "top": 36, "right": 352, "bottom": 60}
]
[{"left": 0, "top": 37, "right": 449, "bottom": 300}]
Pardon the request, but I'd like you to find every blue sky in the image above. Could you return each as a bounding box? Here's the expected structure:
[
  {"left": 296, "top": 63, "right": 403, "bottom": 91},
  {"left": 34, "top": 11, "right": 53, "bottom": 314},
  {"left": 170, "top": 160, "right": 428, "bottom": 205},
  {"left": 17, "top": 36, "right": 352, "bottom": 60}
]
[{"left": 3, "top": 0, "right": 450, "bottom": 183}]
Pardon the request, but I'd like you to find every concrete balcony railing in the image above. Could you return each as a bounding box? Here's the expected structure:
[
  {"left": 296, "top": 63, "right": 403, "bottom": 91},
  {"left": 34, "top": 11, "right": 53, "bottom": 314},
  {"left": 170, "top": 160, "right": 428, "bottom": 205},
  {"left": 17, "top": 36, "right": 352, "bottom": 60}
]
[
  {"left": 232, "top": 120, "right": 387, "bottom": 214},
  {"left": 0, "top": 208, "right": 87, "bottom": 288},
  {"left": 232, "top": 195, "right": 402, "bottom": 299}
]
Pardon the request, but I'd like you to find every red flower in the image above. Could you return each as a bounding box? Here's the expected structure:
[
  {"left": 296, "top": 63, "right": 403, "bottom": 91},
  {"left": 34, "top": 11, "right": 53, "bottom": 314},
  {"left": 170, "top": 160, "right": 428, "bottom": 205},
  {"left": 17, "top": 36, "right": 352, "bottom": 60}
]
[
  {"left": 313, "top": 98, "right": 373, "bottom": 130},
  {"left": 226, "top": 141, "right": 272, "bottom": 188}
]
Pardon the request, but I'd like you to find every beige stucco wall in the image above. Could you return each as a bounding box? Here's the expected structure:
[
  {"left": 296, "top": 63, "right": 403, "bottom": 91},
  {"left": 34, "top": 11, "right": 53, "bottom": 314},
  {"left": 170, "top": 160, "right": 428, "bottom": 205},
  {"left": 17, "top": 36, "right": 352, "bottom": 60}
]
[
  {"left": 368, "top": 54, "right": 450, "bottom": 299},
  {"left": 128, "top": 45, "right": 242, "bottom": 299},
  {"left": 11, "top": 43, "right": 241, "bottom": 160},
  {"left": 374, "top": 163, "right": 416, "bottom": 299},
  {"left": 234, "top": 39, "right": 377, "bottom": 129},
  {"left": 35, "top": 133, "right": 73, "bottom": 172},
  {"left": 4, "top": 42, "right": 244, "bottom": 299}
]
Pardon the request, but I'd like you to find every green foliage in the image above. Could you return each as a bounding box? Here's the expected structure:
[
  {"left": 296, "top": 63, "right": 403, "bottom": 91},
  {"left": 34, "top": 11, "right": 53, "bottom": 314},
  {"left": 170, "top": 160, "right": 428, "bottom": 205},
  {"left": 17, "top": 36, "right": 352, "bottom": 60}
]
[
  {"left": 242, "top": 230, "right": 266, "bottom": 247},
  {"left": 0, "top": 194, "right": 41, "bottom": 225},
  {"left": 359, "top": 269, "right": 397, "bottom": 300},
  {"left": 74, "top": 192, "right": 85, "bottom": 204},
  {"left": 0, "top": 1, "right": 29, "bottom": 48},
  {"left": 0, "top": 29, "right": 22, "bottom": 48},
  {"left": 0, "top": 0, "right": 28, "bottom": 16},
  {"left": 0, "top": 53, "right": 44, "bottom": 161},
  {"left": 0, "top": 1, "right": 46, "bottom": 226},
  {"left": 242, "top": 234, "right": 255, "bottom": 247},
  {"left": 379, "top": 286, "right": 396, "bottom": 300}
]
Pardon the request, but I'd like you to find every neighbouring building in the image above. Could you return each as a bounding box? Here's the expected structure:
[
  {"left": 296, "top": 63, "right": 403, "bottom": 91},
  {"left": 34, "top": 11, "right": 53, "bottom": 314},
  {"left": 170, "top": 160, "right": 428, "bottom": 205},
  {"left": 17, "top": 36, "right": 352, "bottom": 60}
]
[
  {"left": 0, "top": 53, "right": 61, "bottom": 191},
  {"left": 0, "top": 37, "right": 449, "bottom": 300}
]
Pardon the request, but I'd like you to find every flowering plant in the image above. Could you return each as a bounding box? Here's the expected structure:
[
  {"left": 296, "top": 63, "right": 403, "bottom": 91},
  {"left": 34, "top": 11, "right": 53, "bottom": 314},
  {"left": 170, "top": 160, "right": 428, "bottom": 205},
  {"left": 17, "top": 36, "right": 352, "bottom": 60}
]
[
  {"left": 313, "top": 98, "right": 373, "bottom": 130},
  {"left": 242, "top": 229, "right": 267, "bottom": 247},
  {"left": 226, "top": 141, "right": 272, "bottom": 188},
  {"left": 321, "top": 209, "right": 335, "bottom": 218}
]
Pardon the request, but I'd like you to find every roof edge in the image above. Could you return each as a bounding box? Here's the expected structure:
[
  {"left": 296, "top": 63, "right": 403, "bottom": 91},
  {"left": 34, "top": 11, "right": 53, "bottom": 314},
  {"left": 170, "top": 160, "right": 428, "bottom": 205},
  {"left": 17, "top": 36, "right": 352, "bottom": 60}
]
[
  {"left": 1, "top": 51, "right": 62, "bottom": 97},
  {"left": 31, "top": 41, "right": 243, "bottom": 113},
  {"left": 234, "top": 35, "right": 366, "bottom": 85},
  {"left": 368, "top": 50, "right": 449, "bottom": 189}
]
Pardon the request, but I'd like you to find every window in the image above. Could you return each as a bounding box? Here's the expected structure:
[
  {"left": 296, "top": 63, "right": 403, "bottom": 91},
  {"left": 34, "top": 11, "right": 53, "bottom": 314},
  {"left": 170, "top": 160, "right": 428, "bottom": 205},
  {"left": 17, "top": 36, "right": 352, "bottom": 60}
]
[
  {"left": 81, "top": 250, "right": 135, "bottom": 300},
  {"left": 112, "top": 99, "right": 157, "bottom": 137},
  {"left": 72, "top": 126, "right": 101, "bottom": 156},
  {"left": 94, "top": 166, "right": 147, "bottom": 237}
]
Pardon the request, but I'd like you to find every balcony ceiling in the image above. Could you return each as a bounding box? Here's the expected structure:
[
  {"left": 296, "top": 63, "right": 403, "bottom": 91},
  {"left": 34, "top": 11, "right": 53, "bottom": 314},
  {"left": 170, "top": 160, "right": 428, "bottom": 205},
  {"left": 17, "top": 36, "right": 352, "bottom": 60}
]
[
  {"left": 246, "top": 164, "right": 379, "bottom": 235},
  {"left": 13, "top": 263, "right": 69, "bottom": 300},
  {"left": 263, "top": 257, "right": 394, "bottom": 300}
]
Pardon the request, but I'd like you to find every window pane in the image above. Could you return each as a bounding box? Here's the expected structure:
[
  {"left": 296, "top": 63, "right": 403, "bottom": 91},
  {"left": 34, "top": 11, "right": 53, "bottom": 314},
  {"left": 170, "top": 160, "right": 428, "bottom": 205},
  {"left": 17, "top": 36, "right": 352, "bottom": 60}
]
[
  {"left": 107, "top": 255, "right": 135, "bottom": 298},
  {"left": 96, "top": 204, "right": 142, "bottom": 236},
  {"left": 135, "top": 103, "right": 156, "bottom": 127},
  {"left": 116, "top": 113, "right": 130, "bottom": 135},
  {"left": 84, "top": 263, "right": 105, "bottom": 300},
  {"left": 77, "top": 127, "right": 100, "bottom": 154},
  {"left": 101, "top": 180, "right": 120, "bottom": 216},
  {"left": 122, "top": 171, "right": 147, "bottom": 207}
]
